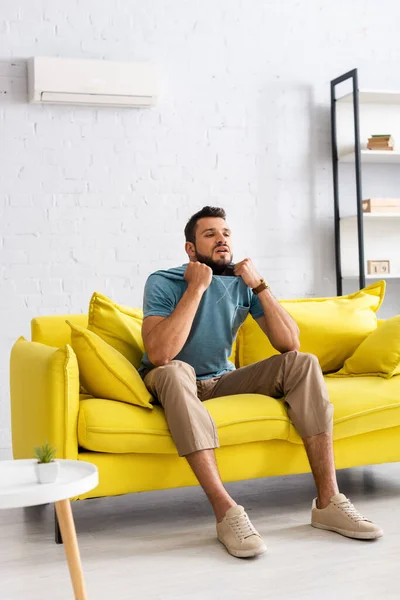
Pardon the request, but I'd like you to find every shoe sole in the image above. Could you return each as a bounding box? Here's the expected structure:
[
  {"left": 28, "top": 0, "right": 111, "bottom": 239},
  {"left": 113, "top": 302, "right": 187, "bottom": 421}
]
[
  {"left": 312, "top": 522, "right": 383, "bottom": 540},
  {"left": 218, "top": 538, "right": 267, "bottom": 558}
]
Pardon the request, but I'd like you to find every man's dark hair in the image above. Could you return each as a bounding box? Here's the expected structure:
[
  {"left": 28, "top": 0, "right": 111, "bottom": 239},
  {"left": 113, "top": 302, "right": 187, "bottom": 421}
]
[{"left": 184, "top": 206, "right": 226, "bottom": 244}]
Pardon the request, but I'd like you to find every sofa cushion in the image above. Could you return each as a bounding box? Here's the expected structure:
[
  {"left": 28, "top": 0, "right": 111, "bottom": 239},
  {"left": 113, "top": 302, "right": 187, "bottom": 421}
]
[
  {"left": 237, "top": 281, "right": 385, "bottom": 373},
  {"left": 287, "top": 375, "right": 400, "bottom": 443},
  {"left": 78, "top": 374, "right": 400, "bottom": 454},
  {"left": 88, "top": 292, "right": 145, "bottom": 369},
  {"left": 78, "top": 368, "right": 400, "bottom": 454},
  {"left": 67, "top": 321, "right": 153, "bottom": 409},
  {"left": 329, "top": 315, "right": 400, "bottom": 379},
  {"left": 78, "top": 394, "right": 290, "bottom": 454}
]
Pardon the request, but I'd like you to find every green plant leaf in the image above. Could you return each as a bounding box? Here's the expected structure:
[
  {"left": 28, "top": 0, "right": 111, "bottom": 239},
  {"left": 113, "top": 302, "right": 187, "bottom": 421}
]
[{"left": 34, "top": 440, "right": 57, "bottom": 463}]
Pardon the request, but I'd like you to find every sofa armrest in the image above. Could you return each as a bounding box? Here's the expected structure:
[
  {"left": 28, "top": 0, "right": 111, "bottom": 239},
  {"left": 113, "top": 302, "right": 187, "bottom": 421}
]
[{"left": 10, "top": 337, "right": 80, "bottom": 460}]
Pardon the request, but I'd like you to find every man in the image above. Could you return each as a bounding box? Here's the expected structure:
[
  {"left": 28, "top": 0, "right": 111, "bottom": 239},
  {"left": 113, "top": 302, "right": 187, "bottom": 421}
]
[{"left": 139, "top": 206, "right": 382, "bottom": 558}]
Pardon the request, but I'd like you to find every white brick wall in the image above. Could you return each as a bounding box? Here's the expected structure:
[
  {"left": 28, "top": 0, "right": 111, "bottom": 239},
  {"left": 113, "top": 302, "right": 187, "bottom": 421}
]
[{"left": 1, "top": 0, "right": 400, "bottom": 451}]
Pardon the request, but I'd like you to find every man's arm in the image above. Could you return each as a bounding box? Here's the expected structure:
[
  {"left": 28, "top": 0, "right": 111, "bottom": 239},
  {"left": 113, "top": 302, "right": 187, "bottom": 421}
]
[
  {"left": 142, "top": 262, "right": 212, "bottom": 366},
  {"left": 234, "top": 258, "right": 300, "bottom": 354},
  {"left": 254, "top": 288, "right": 300, "bottom": 353}
]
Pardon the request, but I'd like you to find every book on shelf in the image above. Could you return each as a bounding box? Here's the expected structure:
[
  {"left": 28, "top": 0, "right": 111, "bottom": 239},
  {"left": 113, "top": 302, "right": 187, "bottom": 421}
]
[
  {"left": 363, "top": 206, "right": 400, "bottom": 213},
  {"left": 363, "top": 198, "right": 400, "bottom": 213},
  {"left": 368, "top": 140, "right": 393, "bottom": 145},
  {"left": 367, "top": 144, "right": 394, "bottom": 151},
  {"left": 367, "top": 134, "right": 395, "bottom": 150},
  {"left": 367, "top": 139, "right": 393, "bottom": 144},
  {"left": 364, "top": 198, "right": 400, "bottom": 206}
]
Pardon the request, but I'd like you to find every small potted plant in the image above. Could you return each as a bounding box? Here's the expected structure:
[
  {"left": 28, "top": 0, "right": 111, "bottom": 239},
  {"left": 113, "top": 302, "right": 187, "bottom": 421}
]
[{"left": 34, "top": 441, "right": 59, "bottom": 484}]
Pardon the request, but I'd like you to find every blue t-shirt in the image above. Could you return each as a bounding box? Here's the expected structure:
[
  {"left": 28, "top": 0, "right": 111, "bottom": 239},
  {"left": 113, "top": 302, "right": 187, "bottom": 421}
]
[{"left": 139, "top": 264, "right": 264, "bottom": 380}]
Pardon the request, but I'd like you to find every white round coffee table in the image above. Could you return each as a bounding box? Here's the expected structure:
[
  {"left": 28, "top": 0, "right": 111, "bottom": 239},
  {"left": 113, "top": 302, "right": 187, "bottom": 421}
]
[{"left": 0, "top": 459, "right": 98, "bottom": 600}]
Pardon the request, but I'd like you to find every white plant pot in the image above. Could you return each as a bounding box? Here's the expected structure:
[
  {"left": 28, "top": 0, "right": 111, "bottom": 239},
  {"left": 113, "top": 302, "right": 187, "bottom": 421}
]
[{"left": 35, "top": 460, "right": 60, "bottom": 484}]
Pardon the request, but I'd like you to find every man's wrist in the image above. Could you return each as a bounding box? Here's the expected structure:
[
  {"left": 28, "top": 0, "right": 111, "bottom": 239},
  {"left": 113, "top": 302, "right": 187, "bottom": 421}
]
[
  {"left": 248, "top": 279, "right": 261, "bottom": 289},
  {"left": 186, "top": 283, "right": 207, "bottom": 297},
  {"left": 251, "top": 278, "right": 270, "bottom": 295},
  {"left": 256, "top": 285, "right": 272, "bottom": 298}
]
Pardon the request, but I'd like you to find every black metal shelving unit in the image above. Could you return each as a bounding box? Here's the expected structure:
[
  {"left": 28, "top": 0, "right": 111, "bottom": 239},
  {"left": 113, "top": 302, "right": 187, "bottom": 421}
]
[{"left": 330, "top": 68, "right": 366, "bottom": 296}]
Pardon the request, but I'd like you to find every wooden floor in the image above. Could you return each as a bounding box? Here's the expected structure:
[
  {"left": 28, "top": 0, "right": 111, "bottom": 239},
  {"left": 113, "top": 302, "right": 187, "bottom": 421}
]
[{"left": 0, "top": 455, "right": 399, "bottom": 600}]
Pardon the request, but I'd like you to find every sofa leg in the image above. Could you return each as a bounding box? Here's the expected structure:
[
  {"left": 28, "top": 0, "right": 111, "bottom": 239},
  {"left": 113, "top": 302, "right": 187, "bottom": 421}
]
[{"left": 55, "top": 505, "right": 63, "bottom": 545}]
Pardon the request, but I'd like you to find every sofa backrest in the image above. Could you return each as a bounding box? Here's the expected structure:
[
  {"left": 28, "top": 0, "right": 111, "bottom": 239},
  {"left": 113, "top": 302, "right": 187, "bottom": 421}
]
[
  {"left": 31, "top": 312, "right": 386, "bottom": 356},
  {"left": 31, "top": 314, "right": 88, "bottom": 347}
]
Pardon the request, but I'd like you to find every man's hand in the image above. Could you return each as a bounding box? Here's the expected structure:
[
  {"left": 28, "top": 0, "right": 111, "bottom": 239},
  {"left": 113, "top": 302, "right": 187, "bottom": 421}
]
[
  {"left": 234, "top": 258, "right": 262, "bottom": 289},
  {"left": 185, "top": 261, "right": 213, "bottom": 293}
]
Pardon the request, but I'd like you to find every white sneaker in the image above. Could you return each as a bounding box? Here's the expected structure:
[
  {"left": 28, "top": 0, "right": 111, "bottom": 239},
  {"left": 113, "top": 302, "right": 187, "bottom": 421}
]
[
  {"left": 311, "top": 493, "right": 383, "bottom": 540},
  {"left": 216, "top": 505, "right": 267, "bottom": 558}
]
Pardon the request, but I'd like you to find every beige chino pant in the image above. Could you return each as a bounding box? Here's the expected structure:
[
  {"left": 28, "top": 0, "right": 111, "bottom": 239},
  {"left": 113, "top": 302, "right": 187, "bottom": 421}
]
[{"left": 144, "top": 351, "right": 333, "bottom": 457}]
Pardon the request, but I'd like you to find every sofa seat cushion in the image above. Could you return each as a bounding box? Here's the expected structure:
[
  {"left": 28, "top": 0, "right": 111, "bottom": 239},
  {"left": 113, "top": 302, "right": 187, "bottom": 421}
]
[
  {"left": 78, "top": 394, "right": 291, "bottom": 454},
  {"left": 288, "top": 375, "right": 400, "bottom": 443}
]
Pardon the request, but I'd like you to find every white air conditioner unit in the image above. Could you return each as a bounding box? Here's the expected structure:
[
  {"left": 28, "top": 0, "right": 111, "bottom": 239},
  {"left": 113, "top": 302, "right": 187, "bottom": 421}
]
[{"left": 27, "top": 56, "right": 158, "bottom": 107}]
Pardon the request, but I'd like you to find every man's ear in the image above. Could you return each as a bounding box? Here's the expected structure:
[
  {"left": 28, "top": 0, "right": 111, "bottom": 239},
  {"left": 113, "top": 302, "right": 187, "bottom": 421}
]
[{"left": 185, "top": 241, "right": 196, "bottom": 259}]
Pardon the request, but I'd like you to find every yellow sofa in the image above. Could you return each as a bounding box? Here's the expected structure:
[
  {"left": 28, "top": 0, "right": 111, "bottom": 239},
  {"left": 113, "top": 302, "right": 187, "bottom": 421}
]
[{"left": 10, "top": 298, "right": 400, "bottom": 505}]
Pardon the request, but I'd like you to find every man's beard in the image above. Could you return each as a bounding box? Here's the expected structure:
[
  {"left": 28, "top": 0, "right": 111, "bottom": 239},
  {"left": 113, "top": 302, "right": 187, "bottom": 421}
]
[{"left": 194, "top": 248, "right": 233, "bottom": 275}]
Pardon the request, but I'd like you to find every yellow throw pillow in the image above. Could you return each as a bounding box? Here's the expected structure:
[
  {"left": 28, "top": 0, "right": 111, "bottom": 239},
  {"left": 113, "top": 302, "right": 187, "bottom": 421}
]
[
  {"left": 238, "top": 281, "right": 385, "bottom": 373},
  {"left": 329, "top": 315, "right": 400, "bottom": 379},
  {"left": 88, "top": 292, "right": 144, "bottom": 369},
  {"left": 67, "top": 321, "right": 153, "bottom": 409}
]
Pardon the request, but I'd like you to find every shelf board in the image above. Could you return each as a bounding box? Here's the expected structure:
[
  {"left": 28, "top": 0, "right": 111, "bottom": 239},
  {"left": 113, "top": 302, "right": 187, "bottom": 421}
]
[
  {"left": 339, "top": 150, "right": 400, "bottom": 163},
  {"left": 343, "top": 275, "right": 400, "bottom": 279},
  {"left": 341, "top": 213, "right": 400, "bottom": 221},
  {"left": 337, "top": 89, "right": 400, "bottom": 104}
]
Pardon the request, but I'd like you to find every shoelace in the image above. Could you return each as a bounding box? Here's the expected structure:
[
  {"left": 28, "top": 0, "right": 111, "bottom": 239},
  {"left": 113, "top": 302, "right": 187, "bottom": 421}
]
[
  {"left": 337, "top": 499, "right": 367, "bottom": 523},
  {"left": 227, "top": 512, "right": 258, "bottom": 541}
]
